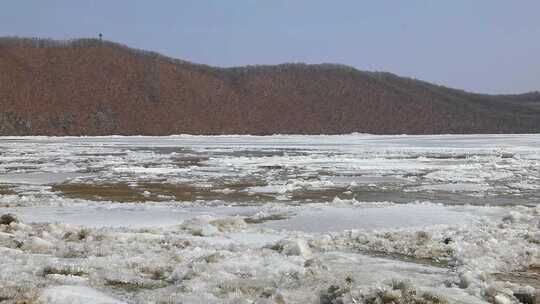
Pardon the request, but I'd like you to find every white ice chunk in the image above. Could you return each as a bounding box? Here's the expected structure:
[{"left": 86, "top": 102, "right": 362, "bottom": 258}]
[{"left": 38, "top": 286, "right": 126, "bottom": 304}]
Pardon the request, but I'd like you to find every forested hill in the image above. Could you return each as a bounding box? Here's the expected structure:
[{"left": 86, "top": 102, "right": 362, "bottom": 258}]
[{"left": 1, "top": 37, "right": 539, "bottom": 135}]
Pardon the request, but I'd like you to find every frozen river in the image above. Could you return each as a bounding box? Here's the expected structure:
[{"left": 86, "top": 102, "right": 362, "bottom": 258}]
[{"left": 0, "top": 134, "right": 539, "bottom": 303}]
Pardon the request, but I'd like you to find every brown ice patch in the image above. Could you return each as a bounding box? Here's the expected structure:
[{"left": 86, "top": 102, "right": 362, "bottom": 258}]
[
  {"left": 493, "top": 265, "right": 540, "bottom": 289},
  {"left": 52, "top": 182, "right": 274, "bottom": 203},
  {"left": 172, "top": 155, "right": 209, "bottom": 167},
  {"left": 52, "top": 183, "right": 147, "bottom": 202},
  {"left": 0, "top": 185, "right": 16, "bottom": 195}
]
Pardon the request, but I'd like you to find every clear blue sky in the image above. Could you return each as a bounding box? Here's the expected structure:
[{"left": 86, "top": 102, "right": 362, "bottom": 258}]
[{"left": 1, "top": 0, "right": 539, "bottom": 94}]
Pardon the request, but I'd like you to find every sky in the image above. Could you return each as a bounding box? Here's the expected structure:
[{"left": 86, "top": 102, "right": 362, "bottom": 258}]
[{"left": 1, "top": 0, "right": 539, "bottom": 94}]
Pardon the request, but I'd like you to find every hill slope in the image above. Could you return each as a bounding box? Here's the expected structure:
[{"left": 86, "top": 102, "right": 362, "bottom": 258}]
[{"left": 1, "top": 37, "right": 539, "bottom": 135}]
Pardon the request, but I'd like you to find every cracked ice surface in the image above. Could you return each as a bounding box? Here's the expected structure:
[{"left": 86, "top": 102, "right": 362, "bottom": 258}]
[{"left": 0, "top": 134, "right": 539, "bottom": 303}]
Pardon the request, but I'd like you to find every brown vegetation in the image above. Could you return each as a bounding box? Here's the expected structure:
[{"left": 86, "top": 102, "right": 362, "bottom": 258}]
[{"left": 1, "top": 37, "right": 539, "bottom": 135}]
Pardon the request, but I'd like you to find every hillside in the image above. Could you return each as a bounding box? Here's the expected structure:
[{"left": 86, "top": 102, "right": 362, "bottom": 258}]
[{"left": 1, "top": 37, "right": 539, "bottom": 135}]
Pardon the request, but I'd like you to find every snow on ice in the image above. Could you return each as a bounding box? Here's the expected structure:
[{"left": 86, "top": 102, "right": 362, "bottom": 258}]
[{"left": 0, "top": 134, "right": 539, "bottom": 303}]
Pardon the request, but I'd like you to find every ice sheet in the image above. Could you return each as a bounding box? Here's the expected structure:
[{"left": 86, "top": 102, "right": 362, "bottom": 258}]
[{"left": 1, "top": 134, "right": 539, "bottom": 303}]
